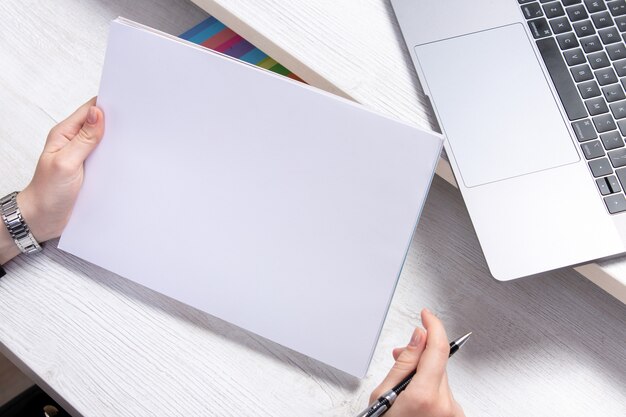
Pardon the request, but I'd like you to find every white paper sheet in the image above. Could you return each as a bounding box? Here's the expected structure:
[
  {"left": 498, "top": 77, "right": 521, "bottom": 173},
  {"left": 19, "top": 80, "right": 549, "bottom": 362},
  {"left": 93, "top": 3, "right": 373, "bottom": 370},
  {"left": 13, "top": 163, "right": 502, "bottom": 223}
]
[{"left": 59, "top": 18, "right": 442, "bottom": 377}]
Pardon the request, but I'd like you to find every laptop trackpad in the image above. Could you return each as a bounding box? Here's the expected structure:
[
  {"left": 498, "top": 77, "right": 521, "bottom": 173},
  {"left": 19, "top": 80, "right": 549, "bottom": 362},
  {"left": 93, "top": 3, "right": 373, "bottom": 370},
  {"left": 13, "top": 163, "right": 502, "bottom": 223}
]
[{"left": 416, "top": 23, "right": 579, "bottom": 187}]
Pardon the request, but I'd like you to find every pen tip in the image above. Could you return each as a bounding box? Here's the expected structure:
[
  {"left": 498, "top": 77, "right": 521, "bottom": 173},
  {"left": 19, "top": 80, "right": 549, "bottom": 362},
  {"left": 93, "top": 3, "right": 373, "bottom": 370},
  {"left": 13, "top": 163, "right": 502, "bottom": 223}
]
[{"left": 455, "top": 332, "right": 472, "bottom": 348}]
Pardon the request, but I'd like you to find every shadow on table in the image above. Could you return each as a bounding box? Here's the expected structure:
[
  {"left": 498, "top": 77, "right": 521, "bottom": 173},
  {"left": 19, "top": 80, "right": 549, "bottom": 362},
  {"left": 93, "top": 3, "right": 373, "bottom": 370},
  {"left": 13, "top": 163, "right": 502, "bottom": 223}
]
[
  {"left": 45, "top": 240, "right": 361, "bottom": 393},
  {"left": 404, "top": 177, "right": 626, "bottom": 392},
  {"left": 44, "top": 175, "right": 626, "bottom": 398}
]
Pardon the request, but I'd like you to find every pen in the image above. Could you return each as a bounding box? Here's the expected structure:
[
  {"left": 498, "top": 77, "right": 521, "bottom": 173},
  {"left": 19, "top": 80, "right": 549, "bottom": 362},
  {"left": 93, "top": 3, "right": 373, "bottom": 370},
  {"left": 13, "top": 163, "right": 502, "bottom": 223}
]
[{"left": 355, "top": 332, "right": 472, "bottom": 417}]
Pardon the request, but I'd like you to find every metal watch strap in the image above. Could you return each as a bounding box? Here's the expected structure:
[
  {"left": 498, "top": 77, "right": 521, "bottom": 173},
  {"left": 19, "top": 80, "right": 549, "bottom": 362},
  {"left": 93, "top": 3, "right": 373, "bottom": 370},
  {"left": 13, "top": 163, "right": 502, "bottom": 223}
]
[{"left": 0, "top": 191, "right": 42, "bottom": 255}]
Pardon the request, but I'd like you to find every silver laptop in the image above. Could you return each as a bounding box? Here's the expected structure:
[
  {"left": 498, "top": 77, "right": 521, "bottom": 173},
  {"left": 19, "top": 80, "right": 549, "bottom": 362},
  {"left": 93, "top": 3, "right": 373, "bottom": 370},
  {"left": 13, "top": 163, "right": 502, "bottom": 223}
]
[{"left": 391, "top": 0, "right": 626, "bottom": 280}]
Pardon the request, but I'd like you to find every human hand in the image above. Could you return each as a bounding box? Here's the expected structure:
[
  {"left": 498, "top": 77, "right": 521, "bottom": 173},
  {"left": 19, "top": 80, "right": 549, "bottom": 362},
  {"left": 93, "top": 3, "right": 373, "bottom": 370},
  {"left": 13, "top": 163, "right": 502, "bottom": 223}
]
[
  {"left": 17, "top": 98, "right": 105, "bottom": 242},
  {"left": 369, "top": 309, "right": 465, "bottom": 417}
]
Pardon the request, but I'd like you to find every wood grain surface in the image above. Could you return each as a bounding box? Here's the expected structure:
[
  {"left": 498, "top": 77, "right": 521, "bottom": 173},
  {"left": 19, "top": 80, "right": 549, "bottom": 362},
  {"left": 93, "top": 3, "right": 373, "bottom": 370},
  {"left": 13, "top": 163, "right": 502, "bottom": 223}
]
[
  {"left": 193, "top": 0, "right": 626, "bottom": 303},
  {"left": 0, "top": 1, "right": 625, "bottom": 416}
]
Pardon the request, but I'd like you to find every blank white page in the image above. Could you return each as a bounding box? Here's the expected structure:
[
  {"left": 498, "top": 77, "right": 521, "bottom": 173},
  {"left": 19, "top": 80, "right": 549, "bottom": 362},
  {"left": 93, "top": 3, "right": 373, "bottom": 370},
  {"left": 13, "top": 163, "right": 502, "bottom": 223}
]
[{"left": 59, "top": 18, "right": 442, "bottom": 377}]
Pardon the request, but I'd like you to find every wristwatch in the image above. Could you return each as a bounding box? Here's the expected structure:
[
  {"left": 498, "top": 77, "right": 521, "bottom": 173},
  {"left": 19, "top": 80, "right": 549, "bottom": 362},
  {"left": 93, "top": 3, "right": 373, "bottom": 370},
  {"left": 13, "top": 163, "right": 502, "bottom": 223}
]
[{"left": 0, "top": 191, "right": 42, "bottom": 255}]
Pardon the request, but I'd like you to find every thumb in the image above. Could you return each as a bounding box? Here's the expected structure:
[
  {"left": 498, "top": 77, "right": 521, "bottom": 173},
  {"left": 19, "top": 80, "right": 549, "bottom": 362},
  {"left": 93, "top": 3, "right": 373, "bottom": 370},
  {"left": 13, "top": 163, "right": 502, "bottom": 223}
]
[
  {"left": 370, "top": 328, "right": 426, "bottom": 402},
  {"left": 61, "top": 106, "right": 104, "bottom": 168},
  {"left": 392, "top": 347, "right": 405, "bottom": 361}
]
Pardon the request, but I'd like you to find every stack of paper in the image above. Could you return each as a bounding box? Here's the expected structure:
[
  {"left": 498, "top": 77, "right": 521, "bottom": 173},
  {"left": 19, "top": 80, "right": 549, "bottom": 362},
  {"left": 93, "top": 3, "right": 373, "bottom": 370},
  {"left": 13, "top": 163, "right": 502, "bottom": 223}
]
[{"left": 59, "top": 18, "right": 442, "bottom": 377}]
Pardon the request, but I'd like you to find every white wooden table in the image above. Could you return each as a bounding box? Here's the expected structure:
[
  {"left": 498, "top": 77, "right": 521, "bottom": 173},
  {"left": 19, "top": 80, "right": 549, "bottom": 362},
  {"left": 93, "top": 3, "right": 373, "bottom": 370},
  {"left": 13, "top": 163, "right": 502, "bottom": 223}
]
[
  {"left": 0, "top": 1, "right": 625, "bottom": 416},
  {"left": 194, "top": 0, "right": 626, "bottom": 304}
]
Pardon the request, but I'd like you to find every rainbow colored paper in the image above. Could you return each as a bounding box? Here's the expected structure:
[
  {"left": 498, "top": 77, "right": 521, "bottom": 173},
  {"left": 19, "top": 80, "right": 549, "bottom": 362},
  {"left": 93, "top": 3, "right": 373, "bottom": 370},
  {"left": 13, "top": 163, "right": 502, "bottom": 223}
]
[{"left": 180, "top": 16, "right": 303, "bottom": 82}]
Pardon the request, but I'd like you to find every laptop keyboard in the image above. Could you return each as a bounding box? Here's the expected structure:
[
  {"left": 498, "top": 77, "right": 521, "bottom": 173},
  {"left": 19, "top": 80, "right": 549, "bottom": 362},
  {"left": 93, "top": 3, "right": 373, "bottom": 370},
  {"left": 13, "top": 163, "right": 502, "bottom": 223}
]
[{"left": 519, "top": 0, "right": 626, "bottom": 213}]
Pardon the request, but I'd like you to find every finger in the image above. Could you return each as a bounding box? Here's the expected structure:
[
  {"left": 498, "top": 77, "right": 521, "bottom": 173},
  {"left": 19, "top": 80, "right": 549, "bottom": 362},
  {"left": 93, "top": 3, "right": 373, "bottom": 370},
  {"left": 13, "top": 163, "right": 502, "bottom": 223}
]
[
  {"left": 44, "top": 98, "right": 98, "bottom": 151},
  {"left": 61, "top": 97, "right": 98, "bottom": 129},
  {"left": 59, "top": 106, "right": 104, "bottom": 169},
  {"left": 372, "top": 328, "right": 426, "bottom": 398},
  {"left": 411, "top": 309, "right": 450, "bottom": 390},
  {"left": 392, "top": 347, "right": 405, "bottom": 361}
]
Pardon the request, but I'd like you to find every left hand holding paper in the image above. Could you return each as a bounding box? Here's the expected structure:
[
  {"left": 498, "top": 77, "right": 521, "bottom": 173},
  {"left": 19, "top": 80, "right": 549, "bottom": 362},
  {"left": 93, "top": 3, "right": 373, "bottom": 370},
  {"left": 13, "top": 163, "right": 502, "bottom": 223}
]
[{"left": 18, "top": 98, "right": 105, "bottom": 243}]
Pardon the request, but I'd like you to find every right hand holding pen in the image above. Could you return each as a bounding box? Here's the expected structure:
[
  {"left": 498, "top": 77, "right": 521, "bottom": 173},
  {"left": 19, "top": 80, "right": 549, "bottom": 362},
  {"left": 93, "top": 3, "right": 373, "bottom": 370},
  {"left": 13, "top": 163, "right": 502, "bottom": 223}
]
[{"left": 369, "top": 309, "right": 465, "bottom": 417}]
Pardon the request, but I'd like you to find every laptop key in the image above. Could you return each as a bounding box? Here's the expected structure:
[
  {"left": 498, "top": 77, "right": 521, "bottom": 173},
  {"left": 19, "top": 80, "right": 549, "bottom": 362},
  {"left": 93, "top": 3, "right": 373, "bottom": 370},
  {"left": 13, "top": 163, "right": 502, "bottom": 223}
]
[
  {"left": 550, "top": 16, "right": 573, "bottom": 34},
  {"left": 602, "top": 84, "right": 626, "bottom": 101},
  {"left": 599, "top": 27, "right": 621, "bottom": 44},
  {"left": 563, "top": 0, "right": 582, "bottom": 4},
  {"left": 608, "top": 0, "right": 626, "bottom": 16},
  {"left": 528, "top": 18, "right": 553, "bottom": 38},
  {"left": 606, "top": 81, "right": 626, "bottom": 98},
  {"left": 610, "top": 99, "right": 626, "bottom": 117},
  {"left": 557, "top": 32, "right": 580, "bottom": 49},
  {"left": 564, "top": 48, "right": 587, "bottom": 65},
  {"left": 608, "top": 174, "right": 622, "bottom": 192},
  {"left": 596, "top": 67, "right": 617, "bottom": 85},
  {"left": 592, "top": 11, "right": 614, "bottom": 29},
  {"left": 593, "top": 113, "right": 618, "bottom": 131},
  {"left": 615, "top": 15, "right": 626, "bottom": 31},
  {"left": 537, "top": 37, "right": 588, "bottom": 119},
  {"left": 606, "top": 43, "right": 626, "bottom": 60},
  {"left": 582, "top": 139, "right": 607, "bottom": 158},
  {"left": 590, "top": 157, "right": 614, "bottom": 176},
  {"left": 597, "top": 177, "right": 612, "bottom": 194},
  {"left": 579, "top": 80, "right": 602, "bottom": 98},
  {"left": 571, "top": 63, "right": 594, "bottom": 81},
  {"left": 580, "top": 35, "right": 603, "bottom": 52},
  {"left": 573, "top": 20, "right": 596, "bottom": 37},
  {"left": 572, "top": 118, "right": 598, "bottom": 140},
  {"left": 522, "top": 2, "right": 544, "bottom": 19},
  {"left": 604, "top": 193, "right": 626, "bottom": 213},
  {"left": 585, "top": 0, "right": 608, "bottom": 13},
  {"left": 600, "top": 130, "right": 625, "bottom": 148},
  {"left": 618, "top": 117, "right": 626, "bottom": 133},
  {"left": 614, "top": 58, "right": 626, "bottom": 75},
  {"left": 586, "top": 96, "right": 610, "bottom": 114},
  {"left": 567, "top": 4, "right": 589, "bottom": 21},
  {"left": 616, "top": 166, "right": 626, "bottom": 187},
  {"left": 588, "top": 51, "right": 611, "bottom": 69},
  {"left": 543, "top": 2, "right": 565, "bottom": 17},
  {"left": 596, "top": 67, "right": 619, "bottom": 84},
  {"left": 603, "top": 83, "right": 626, "bottom": 102},
  {"left": 609, "top": 147, "right": 626, "bottom": 166}
]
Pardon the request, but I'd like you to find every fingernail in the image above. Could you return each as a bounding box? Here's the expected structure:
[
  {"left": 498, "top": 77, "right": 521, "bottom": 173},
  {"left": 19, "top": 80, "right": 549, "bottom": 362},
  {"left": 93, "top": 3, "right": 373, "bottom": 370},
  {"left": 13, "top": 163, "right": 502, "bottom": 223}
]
[
  {"left": 423, "top": 308, "right": 432, "bottom": 315},
  {"left": 408, "top": 329, "right": 421, "bottom": 347},
  {"left": 87, "top": 107, "right": 98, "bottom": 125}
]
